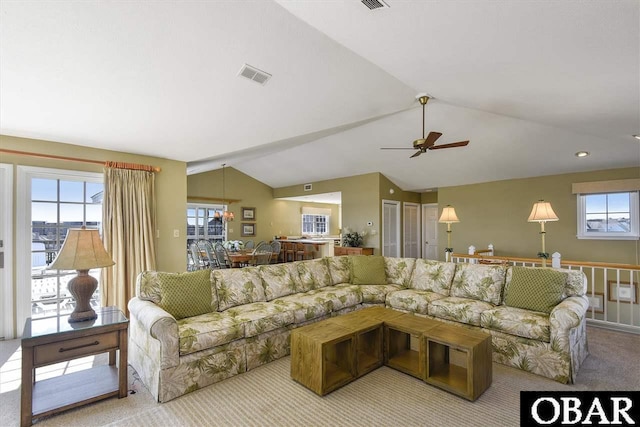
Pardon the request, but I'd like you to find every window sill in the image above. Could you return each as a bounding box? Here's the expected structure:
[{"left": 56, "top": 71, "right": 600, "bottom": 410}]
[{"left": 576, "top": 234, "right": 639, "bottom": 241}]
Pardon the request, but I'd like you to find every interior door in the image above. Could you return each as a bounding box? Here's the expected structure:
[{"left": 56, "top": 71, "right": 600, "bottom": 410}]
[
  {"left": 382, "top": 200, "right": 400, "bottom": 257},
  {"left": 0, "top": 164, "right": 13, "bottom": 339},
  {"left": 422, "top": 203, "right": 438, "bottom": 260},
  {"left": 403, "top": 202, "right": 420, "bottom": 258}
]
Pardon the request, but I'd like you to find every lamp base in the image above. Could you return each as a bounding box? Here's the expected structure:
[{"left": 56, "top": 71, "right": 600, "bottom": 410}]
[{"left": 67, "top": 270, "right": 98, "bottom": 323}]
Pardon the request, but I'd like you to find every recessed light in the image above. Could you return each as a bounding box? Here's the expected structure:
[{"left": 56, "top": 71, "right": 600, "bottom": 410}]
[
  {"left": 633, "top": 135, "right": 640, "bottom": 140},
  {"left": 575, "top": 151, "right": 590, "bottom": 158}
]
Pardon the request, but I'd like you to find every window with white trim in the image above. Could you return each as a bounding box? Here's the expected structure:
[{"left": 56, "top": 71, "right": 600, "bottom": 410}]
[
  {"left": 577, "top": 191, "right": 639, "bottom": 240},
  {"left": 302, "top": 214, "right": 328, "bottom": 235}
]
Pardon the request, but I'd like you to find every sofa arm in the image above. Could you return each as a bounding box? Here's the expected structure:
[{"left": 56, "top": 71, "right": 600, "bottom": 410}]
[
  {"left": 549, "top": 295, "right": 589, "bottom": 353},
  {"left": 128, "top": 297, "right": 180, "bottom": 370}
]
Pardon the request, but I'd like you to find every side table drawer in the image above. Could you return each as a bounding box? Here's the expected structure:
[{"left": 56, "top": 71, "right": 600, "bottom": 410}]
[{"left": 34, "top": 331, "right": 119, "bottom": 366}]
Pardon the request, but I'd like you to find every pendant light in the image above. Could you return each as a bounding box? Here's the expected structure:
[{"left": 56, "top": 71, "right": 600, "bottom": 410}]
[{"left": 214, "top": 164, "right": 234, "bottom": 222}]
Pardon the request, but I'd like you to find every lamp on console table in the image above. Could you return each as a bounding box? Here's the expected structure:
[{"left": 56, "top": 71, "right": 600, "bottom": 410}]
[
  {"left": 48, "top": 226, "right": 115, "bottom": 323},
  {"left": 438, "top": 205, "right": 460, "bottom": 262},
  {"left": 527, "top": 200, "right": 559, "bottom": 267}
]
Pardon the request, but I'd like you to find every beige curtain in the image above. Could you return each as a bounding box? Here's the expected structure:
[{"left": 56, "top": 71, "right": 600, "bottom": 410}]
[{"left": 103, "top": 167, "right": 157, "bottom": 316}]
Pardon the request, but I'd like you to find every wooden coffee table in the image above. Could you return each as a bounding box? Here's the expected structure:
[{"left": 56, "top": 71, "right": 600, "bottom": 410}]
[
  {"left": 424, "top": 323, "right": 492, "bottom": 401},
  {"left": 290, "top": 307, "right": 492, "bottom": 401},
  {"left": 290, "top": 320, "right": 356, "bottom": 396}
]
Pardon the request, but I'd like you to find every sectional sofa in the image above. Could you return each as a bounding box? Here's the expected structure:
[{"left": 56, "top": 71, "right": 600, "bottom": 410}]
[{"left": 128, "top": 256, "right": 589, "bottom": 402}]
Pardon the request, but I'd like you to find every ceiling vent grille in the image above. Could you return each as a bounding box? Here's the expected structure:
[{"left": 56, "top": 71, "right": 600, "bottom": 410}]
[
  {"left": 238, "top": 64, "right": 272, "bottom": 85},
  {"left": 361, "top": 0, "right": 389, "bottom": 10}
]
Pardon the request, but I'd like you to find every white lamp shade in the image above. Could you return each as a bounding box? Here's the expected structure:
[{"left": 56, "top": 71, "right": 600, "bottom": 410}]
[
  {"left": 48, "top": 227, "right": 115, "bottom": 271},
  {"left": 439, "top": 205, "right": 460, "bottom": 223},
  {"left": 527, "top": 200, "right": 559, "bottom": 223}
]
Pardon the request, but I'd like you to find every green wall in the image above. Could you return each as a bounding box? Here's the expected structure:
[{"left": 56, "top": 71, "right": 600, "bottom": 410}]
[
  {"left": 187, "top": 167, "right": 340, "bottom": 243},
  {"left": 437, "top": 167, "right": 640, "bottom": 264},
  {"left": 1, "top": 135, "right": 188, "bottom": 272}
]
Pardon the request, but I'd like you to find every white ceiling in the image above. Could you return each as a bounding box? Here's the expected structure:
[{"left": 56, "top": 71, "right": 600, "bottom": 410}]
[{"left": 1, "top": 1, "right": 638, "bottom": 192}]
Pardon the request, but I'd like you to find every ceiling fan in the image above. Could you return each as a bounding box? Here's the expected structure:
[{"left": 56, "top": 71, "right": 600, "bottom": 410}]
[{"left": 381, "top": 94, "right": 469, "bottom": 158}]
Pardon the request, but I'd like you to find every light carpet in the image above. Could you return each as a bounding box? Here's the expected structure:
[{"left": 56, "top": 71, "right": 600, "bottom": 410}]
[{"left": 0, "top": 325, "right": 637, "bottom": 427}]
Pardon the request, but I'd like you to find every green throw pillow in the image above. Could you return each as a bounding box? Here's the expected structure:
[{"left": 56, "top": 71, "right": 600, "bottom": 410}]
[
  {"left": 351, "top": 255, "right": 387, "bottom": 285},
  {"left": 504, "top": 266, "right": 565, "bottom": 313},
  {"left": 157, "top": 270, "right": 213, "bottom": 320}
]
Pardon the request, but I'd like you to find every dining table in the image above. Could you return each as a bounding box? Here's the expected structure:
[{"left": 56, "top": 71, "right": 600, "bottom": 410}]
[{"left": 227, "top": 250, "right": 254, "bottom": 268}]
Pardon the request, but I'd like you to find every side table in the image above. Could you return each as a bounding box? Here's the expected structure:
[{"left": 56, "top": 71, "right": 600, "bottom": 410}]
[{"left": 21, "top": 306, "right": 129, "bottom": 427}]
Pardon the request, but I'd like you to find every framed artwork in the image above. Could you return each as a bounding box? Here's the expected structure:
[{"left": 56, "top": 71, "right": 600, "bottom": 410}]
[
  {"left": 607, "top": 281, "right": 637, "bottom": 304},
  {"left": 242, "top": 207, "right": 256, "bottom": 221},
  {"left": 587, "top": 293, "right": 604, "bottom": 314},
  {"left": 241, "top": 223, "right": 256, "bottom": 237}
]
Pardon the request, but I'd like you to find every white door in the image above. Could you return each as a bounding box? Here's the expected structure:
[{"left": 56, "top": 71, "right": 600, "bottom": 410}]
[
  {"left": 382, "top": 200, "right": 400, "bottom": 257},
  {"left": 403, "top": 202, "right": 420, "bottom": 258},
  {"left": 0, "top": 164, "right": 13, "bottom": 339},
  {"left": 422, "top": 203, "right": 439, "bottom": 260}
]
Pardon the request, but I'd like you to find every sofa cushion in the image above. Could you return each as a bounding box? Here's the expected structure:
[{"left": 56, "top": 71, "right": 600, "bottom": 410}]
[
  {"left": 409, "top": 259, "right": 456, "bottom": 295},
  {"left": 504, "top": 266, "right": 565, "bottom": 314},
  {"left": 223, "top": 303, "right": 295, "bottom": 338},
  {"left": 295, "top": 258, "right": 332, "bottom": 290},
  {"left": 428, "top": 296, "right": 495, "bottom": 326},
  {"left": 385, "top": 289, "right": 447, "bottom": 315},
  {"left": 480, "top": 306, "right": 551, "bottom": 342},
  {"left": 384, "top": 257, "right": 416, "bottom": 287},
  {"left": 272, "top": 286, "right": 362, "bottom": 323},
  {"left": 450, "top": 263, "right": 506, "bottom": 305},
  {"left": 149, "top": 270, "right": 214, "bottom": 320},
  {"left": 259, "top": 263, "right": 303, "bottom": 300},
  {"left": 351, "top": 255, "right": 387, "bottom": 285},
  {"left": 177, "top": 311, "right": 245, "bottom": 356},
  {"left": 213, "top": 267, "right": 266, "bottom": 311},
  {"left": 335, "top": 283, "right": 402, "bottom": 304},
  {"left": 326, "top": 256, "right": 351, "bottom": 285},
  {"left": 137, "top": 270, "right": 218, "bottom": 313}
]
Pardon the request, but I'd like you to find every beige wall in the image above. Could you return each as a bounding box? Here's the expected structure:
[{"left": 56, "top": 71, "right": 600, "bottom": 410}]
[
  {"left": 437, "top": 167, "right": 640, "bottom": 264},
  {"left": 1, "top": 135, "right": 188, "bottom": 273}
]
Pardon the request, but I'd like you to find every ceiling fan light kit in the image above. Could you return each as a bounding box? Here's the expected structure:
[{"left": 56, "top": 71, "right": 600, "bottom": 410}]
[{"left": 381, "top": 93, "right": 470, "bottom": 158}]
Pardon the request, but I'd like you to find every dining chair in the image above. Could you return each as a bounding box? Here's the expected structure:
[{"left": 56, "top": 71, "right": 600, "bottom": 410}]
[
  {"left": 197, "top": 239, "right": 219, "bottom": 269},
  {"left": 213, "top": 242, "right": 231, "bottom": 269},
  {"left": 251, "top": 242, "right": 272, "bottom": 266},
  {"left": 269, "top": 241, "right": 281, "bottom": 263},
  {"left": 244, "top": 240, "right": 255, "bottom": 250},
  {"left": 189, "top": 243, "right": 208, "bottom": 269}
]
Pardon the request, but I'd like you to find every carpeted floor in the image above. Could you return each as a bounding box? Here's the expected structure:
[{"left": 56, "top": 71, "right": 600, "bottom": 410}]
[{"left": 0, "top": 325, "right": 638, "bottom": 427}]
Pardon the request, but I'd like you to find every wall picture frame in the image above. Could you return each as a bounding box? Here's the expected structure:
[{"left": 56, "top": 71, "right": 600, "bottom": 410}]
[
  {"left": 607, "top": 281, "right": 637, "bottom": 304},
  {"left": 587, "top": 293, "right": 605, "bottom": 314},
  {"left": 242, "top": 207, "right": 256, "bottom": 221},
  {"left": 241, "top": 223, "right": 255, "bottom": 237}
]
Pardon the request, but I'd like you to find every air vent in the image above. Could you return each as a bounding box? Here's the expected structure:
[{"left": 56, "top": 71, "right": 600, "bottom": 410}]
[
  {"left": 304, "top": 184, "right": 312, "bottom": 191},
  {"left": 238, "top": 64, "right": 272, "bottom": 85},
  {"left": 361, "top": 0, "right": 389, "bottom": 10}
]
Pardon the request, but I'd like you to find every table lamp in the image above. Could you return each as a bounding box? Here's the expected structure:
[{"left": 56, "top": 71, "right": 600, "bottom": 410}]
[
  {"left": 48, "top": 226, "right": 115, "bottom": 322},
  {"left": 439, "top": 205, "right": 460, "bottom": 262},
  {"left": 527, "top": 200, "right": 559, "bottom": 267}
]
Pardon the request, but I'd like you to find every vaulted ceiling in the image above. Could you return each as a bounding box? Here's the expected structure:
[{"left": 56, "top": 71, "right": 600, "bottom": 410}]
[{"left": 1, "top": 1, "right": 638, "bottom": 192}]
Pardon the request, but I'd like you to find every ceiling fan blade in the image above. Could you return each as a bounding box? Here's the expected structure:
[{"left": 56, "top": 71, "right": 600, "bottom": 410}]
[
  {"left": 424, "top": 131, "right": 443, "bottom": 147},
  {"left": 380, "top": 147, "right": 418, "bottom": 150},
  {"left": 429, "top": 140, "right": 470, "bottom": 150},
  {"left": 410, "top": 150, "right": 422, "bottom": 158}
]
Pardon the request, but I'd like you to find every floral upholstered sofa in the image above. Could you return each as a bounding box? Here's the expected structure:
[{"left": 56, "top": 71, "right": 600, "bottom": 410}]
[{"left": 128, "top": 256, "right": 589, "bottom": 402}]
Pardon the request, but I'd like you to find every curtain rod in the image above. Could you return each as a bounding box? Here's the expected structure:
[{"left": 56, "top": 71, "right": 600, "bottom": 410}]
[{"left": 0, "top": 148, "right": 161, "bottom": 172}]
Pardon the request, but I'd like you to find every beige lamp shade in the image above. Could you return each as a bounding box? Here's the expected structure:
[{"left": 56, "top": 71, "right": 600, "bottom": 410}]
[
  {"left": 439, "top": 205, "right": 460, "bottom": 223},
  {"left": 527, "top": 200, "right": 559, "bottom": 223},
  {"left": 49, "top": 227, "right": 115, "bottom": 271}
]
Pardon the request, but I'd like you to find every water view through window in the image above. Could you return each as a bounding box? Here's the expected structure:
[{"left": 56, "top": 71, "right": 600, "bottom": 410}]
[{"left": 31, "top": 178, "right": 104, "bottom": 319}]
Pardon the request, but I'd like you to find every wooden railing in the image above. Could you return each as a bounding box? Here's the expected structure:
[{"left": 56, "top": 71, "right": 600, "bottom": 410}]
[{"left": 451, "top": 252, "right": 640, "bottom": 334}]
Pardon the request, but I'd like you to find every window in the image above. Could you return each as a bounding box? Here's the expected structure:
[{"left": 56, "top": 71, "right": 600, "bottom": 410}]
[
  {"left": 17, "top": 167, "right": 104, "bottom": 326},
  {"left": 186, "top": 203, "right": 226, "bottom": 244},
  {"left": 577, "top": 191, "right": 639, "bottom": 240},
  {"left": 302, "top": 214, "right": 328, "bottom": 235}
]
